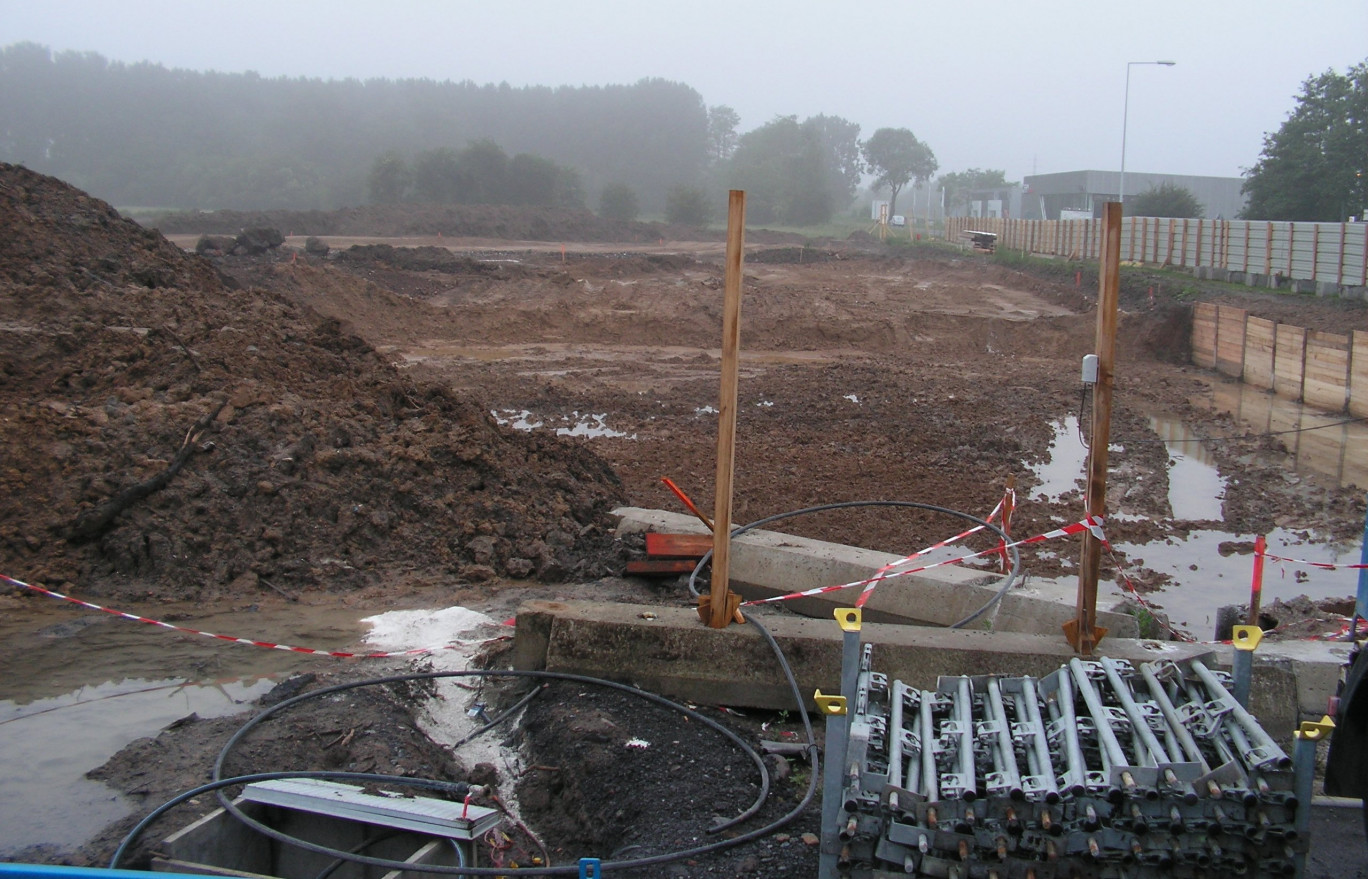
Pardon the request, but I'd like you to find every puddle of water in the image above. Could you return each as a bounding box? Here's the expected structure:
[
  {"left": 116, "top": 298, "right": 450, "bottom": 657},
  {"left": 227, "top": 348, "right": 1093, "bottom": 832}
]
[
  {"left": 492, "top": 408, "right": 635, "bottom": 438},
  {"left": 0, "top": 676, "right": 277, "bottom": 856},
  {"left": 1028, "top": 411, "right": 1360, "bottom": 635},
  {"left": 0, "top": 598, "right": 376, "bottom": 856},
  {"left": 1112, "top": 528, "right": 1361, "bottom": 635},
  {"left": 1194, "top": 380, "right": 1368, "bottom": 490},
  {"left": 1147, "top": 414, "right": 1227, "bottom": 521},
  {"left": 1031, "top": 416, "right": 1086, "bottom": 504}
]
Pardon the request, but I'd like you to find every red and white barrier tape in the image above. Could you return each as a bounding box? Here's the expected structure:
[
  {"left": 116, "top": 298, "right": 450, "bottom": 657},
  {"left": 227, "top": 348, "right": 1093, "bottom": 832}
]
[
  {"left": 837, "top": 495, "right": 1007, "bottom": 610},
  {"left": 1258, "top": 550, "right": 1368, "bottom": 571},
  {"left": 1, "top": 573, "right": 460, "bottom": 658},
  {"left": 741, "top": 515, "right": 1106, "bottom": 608}
]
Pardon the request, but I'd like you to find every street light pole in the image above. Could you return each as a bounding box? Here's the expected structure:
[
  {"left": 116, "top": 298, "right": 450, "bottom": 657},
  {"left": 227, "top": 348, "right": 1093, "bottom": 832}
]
[{"left": 1120, "top": 60, "right": 1176, "bottom": 206}]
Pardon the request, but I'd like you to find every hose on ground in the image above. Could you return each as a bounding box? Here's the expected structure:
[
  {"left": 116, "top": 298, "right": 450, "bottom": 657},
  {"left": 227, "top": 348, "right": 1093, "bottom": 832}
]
[{"left": 686, "top": 500, "right": 1020, "bottom": 629}]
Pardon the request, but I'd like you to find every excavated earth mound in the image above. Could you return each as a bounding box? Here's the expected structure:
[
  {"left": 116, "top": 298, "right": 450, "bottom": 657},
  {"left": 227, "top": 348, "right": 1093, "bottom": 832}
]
[{"left": 0, "top": 163, "right": 627, "bottom": 602}]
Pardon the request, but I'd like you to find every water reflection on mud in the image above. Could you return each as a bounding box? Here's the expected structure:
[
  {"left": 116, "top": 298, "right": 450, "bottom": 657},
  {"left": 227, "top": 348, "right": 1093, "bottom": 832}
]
[{"left": 1194, "top": 379, "right": 1368, "bottom": 490}]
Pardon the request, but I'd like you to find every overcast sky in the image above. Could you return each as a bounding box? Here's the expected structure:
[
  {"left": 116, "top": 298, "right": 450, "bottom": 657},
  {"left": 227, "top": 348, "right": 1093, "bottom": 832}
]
[{"left": 2, "top": 0, "right": 1364, "bottom": 184}]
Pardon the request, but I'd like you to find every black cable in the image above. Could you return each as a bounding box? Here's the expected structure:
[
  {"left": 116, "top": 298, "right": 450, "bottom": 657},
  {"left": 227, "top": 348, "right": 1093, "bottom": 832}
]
[
  {"left": 446, "top": 682, "right": 546, "bottom": 751},
  {"left": 686, "top": 500, "right": 1021, "bottom": 630},
  {"left": 184, "top": 669, "right": 787, "bottom": 876},
  {"left": 114, "top": 601, "right": 826, "bottom": 875}
]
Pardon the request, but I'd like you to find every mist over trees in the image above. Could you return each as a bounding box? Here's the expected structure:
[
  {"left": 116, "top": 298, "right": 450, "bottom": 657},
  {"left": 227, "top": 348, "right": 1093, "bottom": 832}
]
[
  {"left": 862, "top": 128, "right": 938, "bottom": 219},
  {"left": 1240, "top": 58, "right": 1367, "bottom": 221},
  {"left": 0, "top": 43, "right": 707, "bottom": 212},
  {"left": 727, "top": 114, "right": 863, "bottom": 225},
  {"left": 0, "top": 42, "right": 952, "bottom": 227}
]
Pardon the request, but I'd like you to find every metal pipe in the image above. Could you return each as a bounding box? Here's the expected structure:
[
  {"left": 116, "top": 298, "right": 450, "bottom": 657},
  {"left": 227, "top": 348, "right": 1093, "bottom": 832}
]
[
  {"left": 1044, "top": 670, "right": 1088, "bottom": 797},
  {"left": 1102, "top": 658, "right": 1173, "bottom": 765},
  {"left": 1020, "top": 678, "right": 1061, "bottom": 802},
  {"left": 919, "top": 690, "right": 938, "bottom": 803},
  {"left": 1068, "top": 659, "right": 1132, "bottom": 797},
  {"left": 888, "top": 681, "right": 906, "bottom": 810},
  {"left": 1191, "top": 660, "right": 1291, "bottom": 770},
  {"left": 955, "top": 676, "right": 977, "bottom": 801},
  {"left": 1140, "top": 663, "right": 1208, "bottom": 769},
  {"left": 986, "top": 677, "right": 1023, "bottom": 800}
]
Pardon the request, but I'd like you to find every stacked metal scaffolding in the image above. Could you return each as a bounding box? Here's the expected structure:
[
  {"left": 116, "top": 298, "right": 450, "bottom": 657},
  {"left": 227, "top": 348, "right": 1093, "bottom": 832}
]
[{"left": 817, "top": 617, "right": 1317, "bottom": 879}]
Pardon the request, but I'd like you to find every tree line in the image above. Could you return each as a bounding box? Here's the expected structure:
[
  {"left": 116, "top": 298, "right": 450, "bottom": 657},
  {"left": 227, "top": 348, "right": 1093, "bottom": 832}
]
[{"left": 0, "top": 42, "right": 948, "bottom": 225}]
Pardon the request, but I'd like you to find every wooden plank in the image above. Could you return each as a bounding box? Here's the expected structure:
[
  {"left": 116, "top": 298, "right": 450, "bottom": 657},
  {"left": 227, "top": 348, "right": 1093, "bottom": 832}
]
[
  {"left": 1192, "top": 302, "right": 1218, "bottom": 369},
  {"left": 1243, "top": 316, "right": 1277, "bottom": 390},
  {"left": 1303, "top": 331, "right": 1350, "bottom": 412},
  {"left": 645, "top": 532, "right": 713, "bottom": 558},
  {"left": 1352, "top": 331, "right": 1368, "bottom": 419},
  {"left": 627, "top": 559, "right": 702, "bottom": 576},
  {"left": 1215, "top": 305, "right": 1248, "bottom": 378},
  {"left": 1273, "top": 324, "right": 1307, "bottom": 400}
]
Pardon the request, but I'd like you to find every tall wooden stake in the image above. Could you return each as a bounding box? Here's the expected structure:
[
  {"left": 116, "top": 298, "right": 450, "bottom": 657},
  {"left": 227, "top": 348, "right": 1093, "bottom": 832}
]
[
  {"left": 1066, "top": 201, "right": 1121, "bottom": 655},
  {"left": 705, "top": 190, "right": 746, "bottom": 628}
]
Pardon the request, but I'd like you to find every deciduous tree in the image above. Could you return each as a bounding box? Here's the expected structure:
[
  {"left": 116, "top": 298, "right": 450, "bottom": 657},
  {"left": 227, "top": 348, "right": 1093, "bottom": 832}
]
[
  {"left": 1241, "top": 59, "right": 1367, "bottom": 221},
  {"left": 665, "top": 185, "right": 710, "bottom": 226},
  {"left": 1128, "top": 182, "right": 1204, "bottom": 218},
  {"left": 862, "top": 128, "right": 937, "bottom": 219},
  {"left": 599, "top": 182, "right": 639, "bottom": 222}
]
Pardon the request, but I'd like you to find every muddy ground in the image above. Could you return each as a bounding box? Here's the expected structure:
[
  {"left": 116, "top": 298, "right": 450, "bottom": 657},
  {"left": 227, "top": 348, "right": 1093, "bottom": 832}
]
[{"left": 4, "top": 163, "right": 1368, "bottom": 875}]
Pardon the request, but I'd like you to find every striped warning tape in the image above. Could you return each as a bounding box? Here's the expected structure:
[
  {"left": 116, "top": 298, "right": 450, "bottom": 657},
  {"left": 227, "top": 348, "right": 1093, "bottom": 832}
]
[
  {"left": 741, "top": 515, "right": 1106, "bottom": 608},
  {"left": 1258, "top": 550, "right": 1368, "bottom": 571},
  {"left": 0, "top": 573, "right": 461, "bottom": 658},
  {"left": 840, "top": 495, "right": 1007, "bottom": 610}
]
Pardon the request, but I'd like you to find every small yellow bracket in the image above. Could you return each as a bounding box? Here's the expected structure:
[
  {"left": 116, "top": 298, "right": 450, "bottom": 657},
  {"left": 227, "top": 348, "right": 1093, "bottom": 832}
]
[
  {"left": 1232, "top": 625, "right": 1264, "bottom": 651},
  {"left": 835, "top": 608, "right": 862, "bottom": 633},
  {"left": 814, "top": 690, "right": 847, "bottom": 716},
  {"left": 1294, "top": 715, "right": 1335, "bottom": 741}
]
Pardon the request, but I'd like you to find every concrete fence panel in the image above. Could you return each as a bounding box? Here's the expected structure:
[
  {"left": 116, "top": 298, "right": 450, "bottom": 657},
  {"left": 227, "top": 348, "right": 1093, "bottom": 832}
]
[
  {"left": 1351, "top": 331, "right": 1368, "bottom": 418},
  {"left": 1273, "top": 324, "right": 1307, "bottom": 400},
  {"left": 1192, "top": 303, "right": 1218, "bottom": 369},
  {"left": 1215, "top": 306, "right": 1248, "bottom": 378},
  {"left": 1243, "top": 316, "right": 1277, "bottom": 390},
  {"left": 1302, "top": 331, "right": 1351, "bottom": 412}
]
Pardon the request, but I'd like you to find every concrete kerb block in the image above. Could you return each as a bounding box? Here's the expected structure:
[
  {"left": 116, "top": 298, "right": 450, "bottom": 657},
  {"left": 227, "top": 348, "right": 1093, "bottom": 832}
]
[
  {"left": 513, "top": 599, "right": 1314, "bottom": 739},
  {"left": 612, "top": 507, "right": 1139, "bottom": 638}
]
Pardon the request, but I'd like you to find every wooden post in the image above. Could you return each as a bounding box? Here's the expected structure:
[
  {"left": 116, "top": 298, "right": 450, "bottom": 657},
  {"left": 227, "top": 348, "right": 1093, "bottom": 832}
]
[
  {"left": 1166, "top": 220, "right": 1176, "bottom": 267},
  {"left": 704, "top": 190, "right": 747, "bottom": 629},
  {"left": 1288, "top": 222, "right": 1296, "bottom": 278},
  {"left": 1066, "top": 201, "right": 1122, "bottom": 655},
  {"left": 1180, "top": 219, "right": 1190, "bottom": 269},
  {"left": 1243, "top": 221, "right": 1251, "bottom": 274},
  {"left": 1265, "top": 222, "right": 1274, "bottom": 276}
]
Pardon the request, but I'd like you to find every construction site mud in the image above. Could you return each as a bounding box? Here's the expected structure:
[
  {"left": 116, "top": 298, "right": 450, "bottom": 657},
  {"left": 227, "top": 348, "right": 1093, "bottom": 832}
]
[{"left": 3, "top": 162, "right": 1367, "bottom": 876}]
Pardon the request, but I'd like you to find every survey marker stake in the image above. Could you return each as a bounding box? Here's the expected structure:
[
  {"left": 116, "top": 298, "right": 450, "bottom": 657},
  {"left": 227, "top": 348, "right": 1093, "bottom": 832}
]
[
  {"left": 661, "top": 476, "right": 714, "bottom": 532},
  {"left": 700, "top": 190, "right": 746, "bottom": 629},
  {"left": 1066, "top": 201, "right": 1121, "bottom": 655}
]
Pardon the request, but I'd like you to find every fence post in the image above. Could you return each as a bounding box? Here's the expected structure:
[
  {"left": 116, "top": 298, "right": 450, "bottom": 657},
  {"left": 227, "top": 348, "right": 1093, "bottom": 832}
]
[
  {"left": 1265, "top": 222, "right": 1274, "bottom": 276},
  {"left": 1338, "top": 222, "right": 1348, "bottom": 287},
  {"left": 1312, "top": 224, "right": 1320, "bottom": 282},
  {"left": 1243, "top": 221, "right": 1251, "bottom": 274},
  {"left": 1288, "top": 222, "right": 1295, "bottom": 278}
]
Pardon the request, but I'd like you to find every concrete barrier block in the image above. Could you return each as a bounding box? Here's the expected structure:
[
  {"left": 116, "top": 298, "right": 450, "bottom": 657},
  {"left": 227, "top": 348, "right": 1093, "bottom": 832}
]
[{"left": 513, "top": 599, "right": 1215, "bottom": 712}]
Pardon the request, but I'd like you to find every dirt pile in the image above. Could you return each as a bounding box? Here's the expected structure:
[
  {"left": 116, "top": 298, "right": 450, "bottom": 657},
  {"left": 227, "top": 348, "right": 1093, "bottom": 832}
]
[{"left": 0, "top": 163, "right": 627, "bottom": 602}]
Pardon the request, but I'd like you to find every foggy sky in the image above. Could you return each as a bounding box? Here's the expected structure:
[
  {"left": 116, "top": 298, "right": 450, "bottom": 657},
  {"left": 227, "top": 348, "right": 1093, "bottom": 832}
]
[{"left": 2, "top": 0, "right": 1364, "bottom": 185}]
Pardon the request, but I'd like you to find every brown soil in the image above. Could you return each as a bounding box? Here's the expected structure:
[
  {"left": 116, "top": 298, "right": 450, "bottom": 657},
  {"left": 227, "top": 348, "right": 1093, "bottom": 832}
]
[{"left": 4, "top": 164, "right": 1368, "bottom": 877}]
